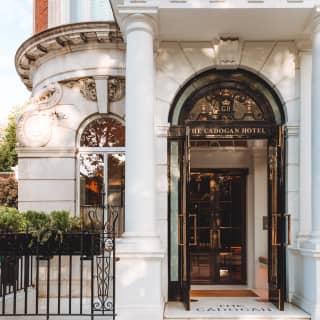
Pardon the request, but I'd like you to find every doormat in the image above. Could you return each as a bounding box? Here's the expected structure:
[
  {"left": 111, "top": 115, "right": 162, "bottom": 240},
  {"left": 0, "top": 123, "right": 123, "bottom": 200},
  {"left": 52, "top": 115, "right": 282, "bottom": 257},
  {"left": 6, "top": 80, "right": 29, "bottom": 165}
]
[
  {"left": 193, "top": 303, "right": 274, "bottom": 313},
  {"left": 190, "top": 290, "right": 258, "bottom": 297}
]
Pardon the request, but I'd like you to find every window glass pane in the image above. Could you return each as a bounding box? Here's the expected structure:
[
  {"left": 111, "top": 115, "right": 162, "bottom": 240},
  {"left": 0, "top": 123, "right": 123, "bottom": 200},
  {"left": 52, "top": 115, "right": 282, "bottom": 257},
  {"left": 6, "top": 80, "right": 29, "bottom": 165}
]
[
  {"left": 107, "top": 153, "right": 125, "bottom": 236},
  {"left": 80, "top": 117, "right": 125, "bottom": 147},
  {"left": 70, "top": 0, "right": 83, "bottom": 23},
  {"left": 79, "top": 153, "right": 104, "bottom": 226},
  {"left": 90, "top": 0, "right": 114, "bottom": 21}
]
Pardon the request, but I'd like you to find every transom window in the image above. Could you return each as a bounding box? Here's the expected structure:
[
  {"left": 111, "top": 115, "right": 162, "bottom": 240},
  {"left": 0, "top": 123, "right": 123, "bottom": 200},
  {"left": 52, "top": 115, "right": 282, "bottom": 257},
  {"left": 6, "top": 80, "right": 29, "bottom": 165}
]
[{"left": 78, "top": 115, "right": 125, "bottom": 236}]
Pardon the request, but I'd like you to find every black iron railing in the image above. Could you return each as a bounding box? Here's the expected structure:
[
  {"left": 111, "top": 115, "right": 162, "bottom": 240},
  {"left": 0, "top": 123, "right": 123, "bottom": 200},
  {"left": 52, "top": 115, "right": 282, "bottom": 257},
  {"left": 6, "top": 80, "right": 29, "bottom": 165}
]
[{"left": 0, "top": 207, "right": 119, "bottom": 319}]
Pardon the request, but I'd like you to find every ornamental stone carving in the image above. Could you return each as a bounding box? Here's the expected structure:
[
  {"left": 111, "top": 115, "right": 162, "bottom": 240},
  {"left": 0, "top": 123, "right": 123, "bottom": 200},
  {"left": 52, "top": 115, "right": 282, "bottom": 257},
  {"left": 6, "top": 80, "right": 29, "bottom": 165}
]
[
  {"left": 16, "top": 82, "right": 64, "bottom": 147},
  {"left": 214, "top": 36, "right": 242, "bottom": 66},
  {"left": 15, "top": 22, "right": 124, "bottom": 90},
  {"left": 62, "top": 78, "right": 97, "bottom": 101},
  {"left": 108, "top": 77, "right": 125, "bottom": 102},
  {"left": 16, "top": 110, "right": 53, "bottom": 147},
  {"left": 31, "top": 82, "right": 62, "bottom": 110}
]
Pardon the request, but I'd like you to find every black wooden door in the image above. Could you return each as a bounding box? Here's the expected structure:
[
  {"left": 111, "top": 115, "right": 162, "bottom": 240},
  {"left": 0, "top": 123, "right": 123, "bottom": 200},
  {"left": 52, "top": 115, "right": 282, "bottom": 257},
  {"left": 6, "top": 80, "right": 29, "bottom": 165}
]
[
  {"left": 179, "top": 127, "right": 191, "bottom": 310},
  {"left": 268, "top": 126, "right": 286, "bottom": 310}
]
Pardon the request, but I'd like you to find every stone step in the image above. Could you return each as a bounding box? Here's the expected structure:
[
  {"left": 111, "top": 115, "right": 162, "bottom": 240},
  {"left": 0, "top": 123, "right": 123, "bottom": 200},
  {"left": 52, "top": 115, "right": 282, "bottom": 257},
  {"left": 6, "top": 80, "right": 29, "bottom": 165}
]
[{"left": 164, "top": 298, "right": 310, "bottom": 320}]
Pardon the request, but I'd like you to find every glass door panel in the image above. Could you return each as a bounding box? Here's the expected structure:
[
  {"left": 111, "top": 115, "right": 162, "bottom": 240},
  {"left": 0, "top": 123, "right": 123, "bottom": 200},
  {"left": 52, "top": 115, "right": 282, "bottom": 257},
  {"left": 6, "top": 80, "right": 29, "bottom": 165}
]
[
  {"left": 79, "top": 153, "right": 104, "bottom": 227},
  {"left": 189, "top": 170, "right": 247, "bottom": 284},
  {"left": 107, "top": 153, "right": 125, "bottom": 236}
]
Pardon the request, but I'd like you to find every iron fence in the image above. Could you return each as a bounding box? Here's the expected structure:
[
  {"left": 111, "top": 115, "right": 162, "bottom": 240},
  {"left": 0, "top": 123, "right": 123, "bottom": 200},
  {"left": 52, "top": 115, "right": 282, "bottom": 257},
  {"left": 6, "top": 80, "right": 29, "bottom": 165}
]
[{"left": 0, "top": 207, "right": 119, "bottom": 319}]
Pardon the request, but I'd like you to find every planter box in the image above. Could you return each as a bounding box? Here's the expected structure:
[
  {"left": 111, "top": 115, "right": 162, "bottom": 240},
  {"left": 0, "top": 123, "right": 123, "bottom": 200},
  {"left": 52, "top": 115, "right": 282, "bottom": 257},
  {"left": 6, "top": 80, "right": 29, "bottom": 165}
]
[
  {"left": 0, "top": 233, "right": 33, "bottom": 256},
  {"left": 0, "top": 232, "right": 101, "bottom": 256}
]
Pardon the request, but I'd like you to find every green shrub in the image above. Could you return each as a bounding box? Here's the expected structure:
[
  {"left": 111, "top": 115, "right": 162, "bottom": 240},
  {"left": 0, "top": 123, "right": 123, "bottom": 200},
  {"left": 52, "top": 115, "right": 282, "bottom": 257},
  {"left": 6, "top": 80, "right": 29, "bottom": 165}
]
[
  {"left": 69, "top": 216, "right": 81, "bottom": 232},
  {"left": 50, "top": 211, "right": 70, "bottom": 232},
  {"left": 0, "top": 206, "right": 26, "bottom": 232},
  {"left": 24, "top": 210, "right": 51, "bottom": 230},
  {"left": 23, "top": 210, "right": 52, "bottom": 244}
]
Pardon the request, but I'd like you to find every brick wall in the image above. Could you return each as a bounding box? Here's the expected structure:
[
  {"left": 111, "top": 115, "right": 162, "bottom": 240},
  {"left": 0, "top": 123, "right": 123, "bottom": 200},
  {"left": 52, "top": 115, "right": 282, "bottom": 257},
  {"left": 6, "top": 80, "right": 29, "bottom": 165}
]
[{"left": 35, "top": 0, "right": 48, "bottom": 33}]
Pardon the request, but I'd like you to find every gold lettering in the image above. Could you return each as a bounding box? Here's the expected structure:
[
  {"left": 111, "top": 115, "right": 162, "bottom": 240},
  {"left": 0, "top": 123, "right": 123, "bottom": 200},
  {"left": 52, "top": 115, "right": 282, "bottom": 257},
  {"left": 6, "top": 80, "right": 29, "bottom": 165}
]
[{"left": 191, "top": 126, "right": 269, "bottom": 137}]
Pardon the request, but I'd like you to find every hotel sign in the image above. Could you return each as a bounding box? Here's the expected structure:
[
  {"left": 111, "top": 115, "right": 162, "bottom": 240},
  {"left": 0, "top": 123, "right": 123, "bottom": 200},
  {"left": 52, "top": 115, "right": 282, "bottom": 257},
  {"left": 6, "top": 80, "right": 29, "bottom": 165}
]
[
  {"left": 190, "top": 126, "right": 272, "bottom": 139},
  {"left": 168, "top": 125, "right": 274, "bottom": 139}
]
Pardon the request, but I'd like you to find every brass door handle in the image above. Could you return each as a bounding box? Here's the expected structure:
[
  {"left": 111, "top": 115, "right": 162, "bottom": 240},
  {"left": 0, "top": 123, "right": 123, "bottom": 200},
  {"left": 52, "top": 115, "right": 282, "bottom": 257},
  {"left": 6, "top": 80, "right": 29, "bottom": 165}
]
[
  {"left": 284, "top": 213, "right": 291, "bottom": 246},
  {"left": 178, "top": 214, "right": 184, "bottom": 246},
  {"left": 271, "top": 213, "right": 291, "bottom": 246},
  {"left": 271, "top": 213, "right": 281, "bottom": 246},
  {"left": 189, "top": 214, "right": 197, "bottom": 246}
]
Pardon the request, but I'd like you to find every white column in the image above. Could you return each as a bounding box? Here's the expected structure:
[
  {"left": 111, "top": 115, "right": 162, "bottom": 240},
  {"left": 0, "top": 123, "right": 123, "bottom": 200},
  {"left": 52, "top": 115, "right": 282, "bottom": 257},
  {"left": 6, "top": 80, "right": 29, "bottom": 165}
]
[
  {"left": 296, "top": 8, "right": 320, "bottom": 320},
  {"left": 117, "top": 15, "right": 164, "bottom": 319},
  {"left": 311, "top": 9, "right": 320, "bottom": 242},
  {"left": 124, "top": 14, "right": 157, "bottom": 239},
  {"left": 298, "top": 46, "right": 312, "bottom": 243}
]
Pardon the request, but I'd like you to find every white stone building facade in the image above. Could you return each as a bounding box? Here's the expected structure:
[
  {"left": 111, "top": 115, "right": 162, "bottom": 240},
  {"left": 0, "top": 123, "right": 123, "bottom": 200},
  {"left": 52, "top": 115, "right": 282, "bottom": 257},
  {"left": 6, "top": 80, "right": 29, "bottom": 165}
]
[{"left": 13, "top": 1, "right": 320, "bottom": 320}]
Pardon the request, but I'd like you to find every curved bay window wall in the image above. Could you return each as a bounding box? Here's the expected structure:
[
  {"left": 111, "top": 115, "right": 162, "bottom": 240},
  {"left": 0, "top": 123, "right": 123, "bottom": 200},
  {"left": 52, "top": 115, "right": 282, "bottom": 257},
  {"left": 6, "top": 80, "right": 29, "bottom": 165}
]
[
  {"left": 70, "top": 0, "right": 114, "bottom": 23},
  {"left": 79, "top": 116, "right": 125, "bottom": 237}
]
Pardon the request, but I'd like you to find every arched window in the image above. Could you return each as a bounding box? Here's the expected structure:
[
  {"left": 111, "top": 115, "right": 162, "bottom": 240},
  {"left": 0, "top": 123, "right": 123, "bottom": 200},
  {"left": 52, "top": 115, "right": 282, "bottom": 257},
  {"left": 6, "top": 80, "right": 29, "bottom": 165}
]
[{"left": 78, "top": 115, "right": 125, "bottom": 236}]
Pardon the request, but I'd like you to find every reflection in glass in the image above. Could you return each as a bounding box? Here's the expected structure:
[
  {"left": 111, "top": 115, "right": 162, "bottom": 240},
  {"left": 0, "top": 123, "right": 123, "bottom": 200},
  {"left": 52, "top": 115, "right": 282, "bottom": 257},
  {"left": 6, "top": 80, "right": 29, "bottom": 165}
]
[
  {"left": 107, "top": 154, "right": 125, "bottom": 237},
  {"left": 80, "top": 153, "right": 104, "bottom": 206},
  {"left": 80, "top": 117, "right": 125, "bottom": 147},
  {"left": 79, "top": 153, "right": 125, "bottom": 237},
  {"left": 189, "top": 171, "right": 246, "bottom": 284},
  {"left": 80, "top": 153, "right": 104, "bottom": 228}
]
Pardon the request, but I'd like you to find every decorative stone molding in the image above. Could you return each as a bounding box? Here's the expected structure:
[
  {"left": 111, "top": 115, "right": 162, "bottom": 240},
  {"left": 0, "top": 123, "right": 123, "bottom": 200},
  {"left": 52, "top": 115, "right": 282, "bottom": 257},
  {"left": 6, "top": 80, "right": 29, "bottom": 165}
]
[
  {"left": 31, "top": 82, "right": 62, "bottom": 109},
  {"left": 61, "top": 78, "right": 97, "bottom": 101},
  {"left": 16, "top": 110, "right": 53, "bottom": 147},
  {"left": 15, "top": 22, "right": 124, "bottom": 90},
  {"left": 287, "top": 123, "right": 300, "bottom": 137},
  {"left": 108, "top": 77, "right": 125, "bottom": 102},
  {"left": 214, "top": 36, "right": 242, "bottom": 66},
  {"left": 16, "top": 82, "right": 65, "bottom": 147},
  {"left": 16, "top": 147, "right": 75, "bottom": 158},
  {"left": 155, "top": 123, "right": 170, "bottom": 137}
]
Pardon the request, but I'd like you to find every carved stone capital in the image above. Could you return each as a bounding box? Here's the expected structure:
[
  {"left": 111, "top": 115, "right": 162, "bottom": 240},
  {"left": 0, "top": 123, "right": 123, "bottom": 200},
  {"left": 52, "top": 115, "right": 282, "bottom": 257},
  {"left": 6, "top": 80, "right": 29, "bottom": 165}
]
[
  {"left": 155, "top": 123, "right": 170, "bottom": 137},
  {"left": 62, "top": 77, "right": 97, "bottom": 101},
  {"left": 287, "top": 123, "right": 300, "bottom": 137},
  {"left": 108, "top": 77, "right": 125, "bottom": 102}
]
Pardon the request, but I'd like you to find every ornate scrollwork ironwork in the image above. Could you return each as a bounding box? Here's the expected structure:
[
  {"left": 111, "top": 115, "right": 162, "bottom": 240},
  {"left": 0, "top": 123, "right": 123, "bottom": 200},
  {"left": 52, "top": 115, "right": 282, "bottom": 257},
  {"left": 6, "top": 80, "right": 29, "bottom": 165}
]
[
  {"left": 94, "top": 254, "right": 113, "bottom": 312},
  {"left": 188, "top": 88, "right": 264, "bottom": 122}
]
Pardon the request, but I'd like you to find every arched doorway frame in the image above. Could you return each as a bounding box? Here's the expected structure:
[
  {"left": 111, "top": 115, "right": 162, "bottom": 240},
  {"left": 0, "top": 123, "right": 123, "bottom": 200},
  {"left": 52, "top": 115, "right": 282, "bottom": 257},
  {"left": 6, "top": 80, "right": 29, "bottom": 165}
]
[{"left": 167, "top": 68, "right": 287, "bottom": 310}]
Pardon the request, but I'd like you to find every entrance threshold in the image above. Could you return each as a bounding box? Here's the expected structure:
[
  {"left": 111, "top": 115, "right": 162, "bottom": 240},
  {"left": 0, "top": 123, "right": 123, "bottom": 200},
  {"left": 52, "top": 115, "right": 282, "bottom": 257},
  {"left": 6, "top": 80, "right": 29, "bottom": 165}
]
[{"left": 164, "top": 298, "right": 310, "bottom": 320}]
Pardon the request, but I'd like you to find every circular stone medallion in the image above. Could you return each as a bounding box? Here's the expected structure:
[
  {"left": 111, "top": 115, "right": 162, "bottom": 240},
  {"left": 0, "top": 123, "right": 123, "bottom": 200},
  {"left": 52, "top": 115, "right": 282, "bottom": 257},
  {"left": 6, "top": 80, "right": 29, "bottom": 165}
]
[{"left": 17, "top": 111, "right": 52, "bottom": 147}]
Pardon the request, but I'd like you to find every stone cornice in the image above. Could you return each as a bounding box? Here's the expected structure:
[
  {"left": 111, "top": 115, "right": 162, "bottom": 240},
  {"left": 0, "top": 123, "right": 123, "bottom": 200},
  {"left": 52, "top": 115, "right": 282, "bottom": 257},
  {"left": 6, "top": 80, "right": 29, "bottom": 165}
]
[{"left": 15, "top": 22, "right": 124, "bottom": 91}]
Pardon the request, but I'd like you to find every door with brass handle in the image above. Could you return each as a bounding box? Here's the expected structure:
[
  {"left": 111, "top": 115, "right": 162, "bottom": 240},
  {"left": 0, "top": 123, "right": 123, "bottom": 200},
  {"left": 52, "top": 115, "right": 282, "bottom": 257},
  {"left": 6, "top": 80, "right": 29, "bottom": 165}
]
[
  {"left": 189, "top": 214, "right": 197, "bottom": 246},
  {"left": 267, "top": 125, "right": 286, "bottom": 311},
  {"left": 178, "top": 214, "right": 184, "bottom": 246}
]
